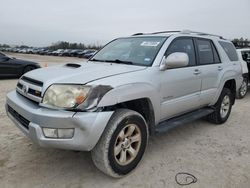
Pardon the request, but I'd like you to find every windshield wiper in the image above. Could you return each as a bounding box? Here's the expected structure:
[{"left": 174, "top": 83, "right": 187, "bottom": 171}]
[
  {"left": 90, "top": 58, "right": 102, "bottom": 62},
  {"left": 104, "top": 59, "right": 134, "bottom": 65},
  {"left": 90, "top": 58, "right": 134, "bottom": 65}
]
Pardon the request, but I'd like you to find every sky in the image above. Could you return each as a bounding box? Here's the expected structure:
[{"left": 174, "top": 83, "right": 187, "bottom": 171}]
[{"left": 0, "top": 0, "right": 250, "bottom": 47}]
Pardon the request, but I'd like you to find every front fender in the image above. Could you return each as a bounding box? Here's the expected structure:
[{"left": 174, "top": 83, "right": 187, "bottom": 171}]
[{"left": 97, "top": 83, "right": 161, "bottom": 123}]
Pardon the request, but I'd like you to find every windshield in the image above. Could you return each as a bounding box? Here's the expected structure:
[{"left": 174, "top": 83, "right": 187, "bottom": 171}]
[{"left": 90, "top": 36, "right": 167, "bottom": 66}]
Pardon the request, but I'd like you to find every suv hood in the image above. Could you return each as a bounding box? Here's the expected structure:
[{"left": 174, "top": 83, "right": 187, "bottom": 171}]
[{"left": 24, "top": 62, "right": 146, "bottom": 86}]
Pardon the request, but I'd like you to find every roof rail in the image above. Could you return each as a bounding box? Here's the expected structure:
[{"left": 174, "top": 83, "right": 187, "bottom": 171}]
[
  {"left": 180, "top": 30, "right": 225, "bottom": 39},
  {"left": 151, "top": 30, "right": 181, "bottom": 35},
  {"left": 132, "top": 30, "right": 225, "bottom": 39},
  {"left": 132, "top": 33, "right": 144, "bottom": 36},
  {"left": 132, "top": 30, "right": 181, "bottom": 36}
]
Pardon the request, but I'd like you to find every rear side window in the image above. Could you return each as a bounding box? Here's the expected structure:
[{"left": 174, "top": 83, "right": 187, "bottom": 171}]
[
  {"left": 166, "top": 38, "right": 196, "bottom": 66},
  {"left": 219, "top": 41, "right": 238, "bottom": 61},
  {"left": 196, "top": 39, "right": 214, "bottom": 65}
]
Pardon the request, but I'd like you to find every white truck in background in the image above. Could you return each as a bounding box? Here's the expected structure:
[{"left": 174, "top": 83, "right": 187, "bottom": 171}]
[{"left": 236, "top": 49, "right": 250, "bottom": 98}]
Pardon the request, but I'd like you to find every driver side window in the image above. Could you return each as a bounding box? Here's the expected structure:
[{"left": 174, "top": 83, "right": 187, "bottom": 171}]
[{"left": 165, "top": 38, "right": 196, "bottom": 66}]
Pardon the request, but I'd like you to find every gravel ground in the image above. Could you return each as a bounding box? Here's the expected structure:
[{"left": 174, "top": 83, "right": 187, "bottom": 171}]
[{"left": 0, "top": 53, "right": 249, "bottom": 188}]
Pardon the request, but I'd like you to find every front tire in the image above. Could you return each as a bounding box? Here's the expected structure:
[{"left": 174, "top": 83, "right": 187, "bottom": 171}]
[
  {"left": 207, "top": 88, "right": 233, "bottom": 124},
  {"left": 91, "top": 109, "right": 148, "bottom": 178}
]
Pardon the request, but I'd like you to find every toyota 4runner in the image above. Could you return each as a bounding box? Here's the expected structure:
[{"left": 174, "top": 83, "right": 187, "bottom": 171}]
[{"left": 6, "top": 30, "right": 242, "bottom": 177}]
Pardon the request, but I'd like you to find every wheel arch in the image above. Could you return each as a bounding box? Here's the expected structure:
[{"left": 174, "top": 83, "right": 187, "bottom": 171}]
[
  {"left": 213, "top": 79, "right": 236, "bottom": 105},
  {"left": 102, "top": 98, "right": 155, "bottom": 135},
  {"left": 97, "top": 83, "right": 161, "bottom": 130}
]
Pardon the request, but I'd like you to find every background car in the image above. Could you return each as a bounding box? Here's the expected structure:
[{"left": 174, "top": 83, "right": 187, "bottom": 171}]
[
  {"left": 83, "top": 50, "right": 97, "bottom": 59},
  {"left": 78, "top": 49, "right": 97, "bottom": 58},
  {"left": 236, "top": 48, "right": 250, "bottom": 98},
  {"left": 68, "top": 49, "right": 84, "bottom": 57},
  {"left": 58, "top": 49, "right": 72, "bottom": 56},
  {"left": 51, "top": 49, "right": 64, "bottom": 56},
  {"left": 0, "top": 52, "right": 41, "bottom": 78}
]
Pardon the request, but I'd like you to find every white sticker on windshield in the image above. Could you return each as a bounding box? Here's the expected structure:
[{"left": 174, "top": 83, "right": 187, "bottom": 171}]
[{"left": 140, "top": 41, "right": 160, "bottom": 47}]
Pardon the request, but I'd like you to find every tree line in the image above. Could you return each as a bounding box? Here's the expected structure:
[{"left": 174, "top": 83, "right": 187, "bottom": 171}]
[
  {"left": 232, "top": 38, "right": 250, "bottom": 48},
  {"left": 47, "top": 41, "right": 103, "bottom": 50},
  {"left": 0, "top": 41, "right": 103, "bottom": 50}
]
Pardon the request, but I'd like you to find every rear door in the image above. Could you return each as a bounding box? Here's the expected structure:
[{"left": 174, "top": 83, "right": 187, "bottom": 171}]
[{"left": 194, "top": 38, "right": 222, "bottom": 106}]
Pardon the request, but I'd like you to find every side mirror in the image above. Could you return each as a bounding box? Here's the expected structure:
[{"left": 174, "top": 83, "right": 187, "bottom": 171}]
[{"left": 160, "top": 52, "right": 189, "bottom": 71}]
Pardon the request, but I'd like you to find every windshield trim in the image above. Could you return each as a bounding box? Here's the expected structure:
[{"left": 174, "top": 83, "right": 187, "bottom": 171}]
[{"left": 89, "top": 36, "right": 168, "bottom": 67}]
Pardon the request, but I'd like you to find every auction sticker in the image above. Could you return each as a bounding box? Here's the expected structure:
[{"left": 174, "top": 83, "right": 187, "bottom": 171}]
[{"left": 140, "top": 41, "right": 160, "bottom": 47}]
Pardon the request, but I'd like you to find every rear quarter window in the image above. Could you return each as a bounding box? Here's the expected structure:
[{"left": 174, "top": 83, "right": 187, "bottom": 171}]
[{"left": 219, "top": 41, "right": 238, "bottom": 61}]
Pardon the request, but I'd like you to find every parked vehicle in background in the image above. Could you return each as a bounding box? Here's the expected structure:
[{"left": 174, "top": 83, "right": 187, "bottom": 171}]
[
  {"left": 68, "top": 49, "right": 84, "bottom": 57},
  {"left": 76, "top": 49, "right": 90, "bottom": 57},
  {"left": 0, "top": 52, "right": 41, "bottom": 78},
  {"left": 236, "top": 48, "right": 250, "bottom": 98},
  {"left": 83, "top": 50, "right": 97, "bottom": 59},
  {"left": 78, "top": 49, "right": 97, "bottom": 58},
  {"left": 6, "top": 30, "right": 242, "bottom": 177},
  {"left": 36, "top": 49, "right": 46, "bottom": 55},
  {"left": 58, "top": 49, "right": 72, "bottom": 56},
  {"left": 51, "top": 49, "right": 64, "bottom": 56},
  {"left": 43, "top": 49, "right": 54, "bottom": 56}
]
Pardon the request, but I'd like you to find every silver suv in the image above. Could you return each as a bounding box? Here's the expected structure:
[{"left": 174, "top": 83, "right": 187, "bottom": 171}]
[{"left": 6, "top": 30, "right": 242, "bottom": 177}]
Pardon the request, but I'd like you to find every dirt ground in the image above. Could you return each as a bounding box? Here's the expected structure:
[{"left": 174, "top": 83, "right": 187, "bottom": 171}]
[{"left": 0, "top": 53, "right": 249, "bottom": 188}]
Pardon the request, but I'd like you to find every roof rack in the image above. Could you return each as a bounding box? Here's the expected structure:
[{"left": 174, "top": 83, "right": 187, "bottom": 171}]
[
  {"left": 151, "top": 30, "right": 181, "bottom": 35},
  {"left": 132, "top": 30, "right": 225, "bottom": 39},
  {"left": 180, "top": 30, "right": 225, "bottom": 39},
  {"left": 132, "top": 30, "right": 181, "bottom": 36}
]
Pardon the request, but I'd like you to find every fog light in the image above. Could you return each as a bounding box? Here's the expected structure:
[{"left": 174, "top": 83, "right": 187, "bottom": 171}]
[
  {"left": 42, "top": 128, "right": 74, "bottom": 139},
  {"left": 58, "top": 129, "right": 74, "bottom": 139},
  {"left": 43, "top": 128, "right": 58, "bottom": 138}
]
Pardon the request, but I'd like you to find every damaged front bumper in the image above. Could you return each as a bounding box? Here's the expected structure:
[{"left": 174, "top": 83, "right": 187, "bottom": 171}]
[{"left": 6, "top": 91, "right": 114, "bottom": 151}]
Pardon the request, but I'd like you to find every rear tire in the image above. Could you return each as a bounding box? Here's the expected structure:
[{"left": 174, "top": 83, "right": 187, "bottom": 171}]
[
  {"left": 91, "top": 109, "right": 148, "bottom": 178},
  {"left": 236, "top": 77, "right": 248, "bottom": 99},
  {"left": 207, "top": 88, "right": 233, "bottom": 124}
]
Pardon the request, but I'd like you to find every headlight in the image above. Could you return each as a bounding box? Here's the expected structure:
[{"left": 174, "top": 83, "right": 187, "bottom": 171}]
[{"left": 42, "top": 84, "right": 91, "bottom": 109}]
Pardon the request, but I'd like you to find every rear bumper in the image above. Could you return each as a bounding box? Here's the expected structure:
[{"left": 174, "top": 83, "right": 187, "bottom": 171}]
[{"left": 6, "top": 91, "right": 113, "bottom": 151}]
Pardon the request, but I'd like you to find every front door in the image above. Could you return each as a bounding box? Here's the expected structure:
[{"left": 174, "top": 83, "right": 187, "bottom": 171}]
[{"left": 160, "top": 37, "right": 201, "bottom": 121}]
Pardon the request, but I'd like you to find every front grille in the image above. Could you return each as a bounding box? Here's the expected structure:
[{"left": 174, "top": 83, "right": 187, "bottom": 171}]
[
  {"left": 16, "top": 76, "right": 43, "bottom": 103},
  {"left": 8, "top": 105, "right": 30, "bottom": 130},
  {"left": 28, "top": 88, "right": 42, "bottom": 97},
  {"left": 17, "top": 82, "right": 23, "bottom": 89},
  {"left": 21, "top": 76, "right": 43, "bottom": 87}
]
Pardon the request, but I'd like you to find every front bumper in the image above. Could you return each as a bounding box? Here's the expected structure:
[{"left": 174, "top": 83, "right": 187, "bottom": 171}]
[{"left": 6, "top": 91, "right": 114, "bottom": 151}]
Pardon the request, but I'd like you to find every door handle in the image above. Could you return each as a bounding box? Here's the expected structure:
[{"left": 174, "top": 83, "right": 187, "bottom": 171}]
[
  {"left": 193, "top": 69, "right": 201, "bottom": 75},
  {"left": 218, "top": 66, "right": 223, "bottom": 71}
]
